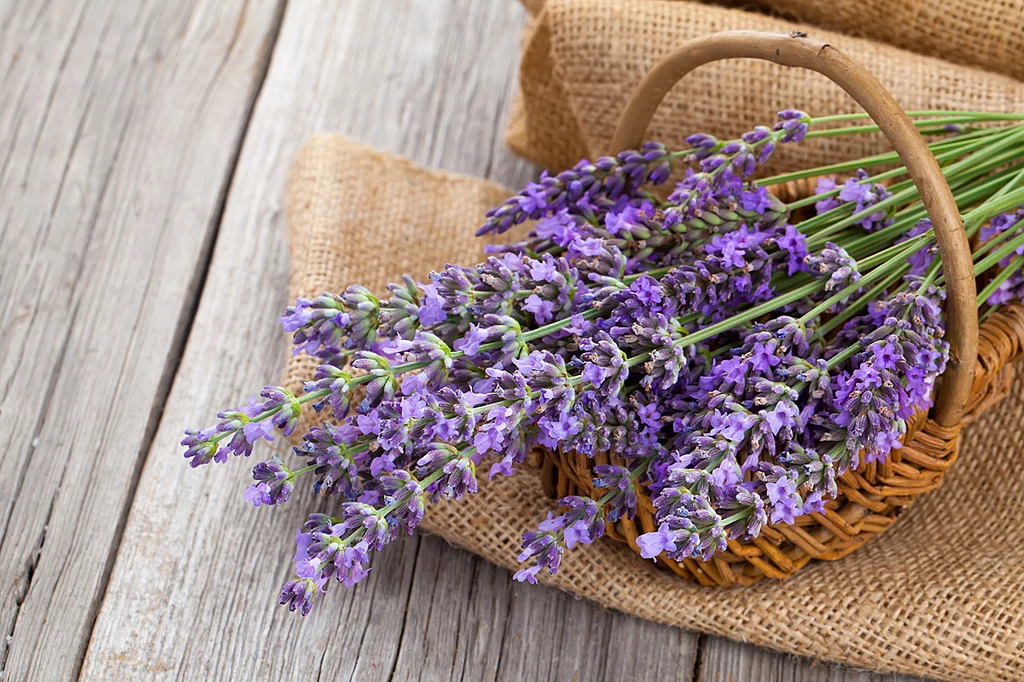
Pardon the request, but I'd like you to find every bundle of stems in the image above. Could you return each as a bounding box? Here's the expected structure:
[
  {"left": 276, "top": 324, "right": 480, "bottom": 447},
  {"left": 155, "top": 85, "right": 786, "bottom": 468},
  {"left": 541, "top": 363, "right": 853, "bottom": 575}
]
[{"left": 181, "top": 109, "right": 1024, "bottom": 615}]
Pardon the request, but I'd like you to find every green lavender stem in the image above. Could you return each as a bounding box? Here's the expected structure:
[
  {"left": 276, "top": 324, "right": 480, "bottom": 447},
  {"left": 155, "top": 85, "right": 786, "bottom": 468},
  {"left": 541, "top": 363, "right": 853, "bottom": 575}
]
[{"left": 762, "top": 123, "right": 1019, "bottom": 189}]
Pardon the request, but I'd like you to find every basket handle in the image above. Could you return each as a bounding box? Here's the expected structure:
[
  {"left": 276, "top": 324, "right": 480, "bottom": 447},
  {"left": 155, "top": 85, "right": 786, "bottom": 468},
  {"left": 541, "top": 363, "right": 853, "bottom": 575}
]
[{"left": 610, "top": 30, "right": 977, "bottom": 427}]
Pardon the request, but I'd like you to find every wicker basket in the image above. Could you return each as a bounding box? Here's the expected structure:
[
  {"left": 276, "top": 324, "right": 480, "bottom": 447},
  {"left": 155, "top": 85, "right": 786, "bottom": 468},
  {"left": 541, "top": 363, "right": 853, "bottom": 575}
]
[{"left": 540, "top": 31, "right": 1024, "bottom": 586}]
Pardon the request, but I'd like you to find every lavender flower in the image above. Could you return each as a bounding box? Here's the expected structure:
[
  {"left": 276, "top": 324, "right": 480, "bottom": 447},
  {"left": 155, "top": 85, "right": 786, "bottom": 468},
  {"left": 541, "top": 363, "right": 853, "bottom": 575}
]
[
  {"left": 806, "top": 242, "right": 860, "bottom": 294},
  {"left": 980, "top": 207, "right": 1024, "bottom": 243},
  {"left": 579, "top": 332, "right": 630, "bottom": 396},
  {"left": 378, "top": 275, "right": 445, "bottom": 339},
  {"left": 182, "top": 387, "right": 303, "bottom": 468},
  {"left": 282, "top": 285, "right": 381, "bottom": 359},
  {"left": 822, "top": 279, "right": 949, "bottom": 467},
  {"left": 814, "top": 170, "right": 894, "bottom": 231},
  {"left": 245, "top": 458, "right": 296, "bottom": 507},
  {"left": 899, "top": 218, "right": 936, "bottom": 276},
  {"left": 351, "top": 351, "right": 397, "bottom": 408},
  {"left": 303, "top": 365, "right": 354, "bottom": 418},
  {"left": 477, "top": 143, "right": 674, "bottom": 235},
  {"left": 591, "top": 464, "right": 637, "bottom": 522},
  {"left": 279, "top": 577, "right": 320, "bottom": 616},
  {"left": 979, "top": 208, "right": 1024, "bottom": 305},
  {"left": 415, "top": 444, "right": 479, "bottom": 502},
  {"left": 514, "top": 496, "right": 605, "bottom": 583},
  {"left": 296, "top": 422, "right": 364, "bottom": 498},
  {"left": 184, "top": 109, "right": 1024, "bottom": 617},
  {"left": 774, "top": 109, "right": 811, "bottom": 143}
]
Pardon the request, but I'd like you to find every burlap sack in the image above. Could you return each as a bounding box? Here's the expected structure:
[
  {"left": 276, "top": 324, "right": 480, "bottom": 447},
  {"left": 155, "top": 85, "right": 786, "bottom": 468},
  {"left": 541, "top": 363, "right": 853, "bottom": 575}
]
[
  {"left": 745, "top": 0, "right": 1024, "bottom": 82},
  {"left": 507, "top": 0, "right": 1024, "bottom": 174},
  {"left": 521, "top": 0, "right": 1024, "bottom": 82},
  {"left": 283, "top": 136, "right": 1024, "bottom": 682}
]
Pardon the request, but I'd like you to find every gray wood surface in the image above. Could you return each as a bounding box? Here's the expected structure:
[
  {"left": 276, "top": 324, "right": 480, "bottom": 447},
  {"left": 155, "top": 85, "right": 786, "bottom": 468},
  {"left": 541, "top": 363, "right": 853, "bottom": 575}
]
[
  {"left": 0, "top": 0, "right": 286, "bottom": 679},
  {"left": 697, "top": 638, "right": 922, "bottom": 682},
  {"left": 0, "top": 0, "right": 935, "bottom": 680}
]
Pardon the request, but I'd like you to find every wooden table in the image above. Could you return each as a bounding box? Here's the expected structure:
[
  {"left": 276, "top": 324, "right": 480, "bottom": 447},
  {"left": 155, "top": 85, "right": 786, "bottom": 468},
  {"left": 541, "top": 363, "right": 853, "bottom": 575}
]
[{"left": 0, "top": 1, "right": 930, "bottom": 679}]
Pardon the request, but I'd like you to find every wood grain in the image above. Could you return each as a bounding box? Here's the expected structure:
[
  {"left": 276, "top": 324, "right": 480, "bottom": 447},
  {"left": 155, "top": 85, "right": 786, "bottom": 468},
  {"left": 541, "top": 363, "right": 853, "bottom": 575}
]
[
  {"left": 697, "top": 636, "right": 928, "bottom": 682},
  {"left": 0, "top": 0, "right": 286, "bottom": 679}
]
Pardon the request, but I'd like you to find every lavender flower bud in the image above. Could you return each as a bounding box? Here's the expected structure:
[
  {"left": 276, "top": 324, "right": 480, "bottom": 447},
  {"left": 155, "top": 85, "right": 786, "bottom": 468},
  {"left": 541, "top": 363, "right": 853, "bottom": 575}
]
[
  {"left": 774, "top": 109, "right": 811, "bottom": 143},
  {"left": 477, "top": 256, "right": 523, "bottom": 316},
  {"left": 280, "top": 293, "right": 348, "bottom": 359},
  {"left": 378, "top": 275, "right": 437, "bottom": 340},
  {"left": 279, "top": 578, "right": 319, "bottom": 616},
  {"left": 262, "top": 386, "right": 302, "bottom": 437},
  {"left": 741, "top": 126, "right": 771, "bottom": 144},
  {"left": 634, "top": 314, "right": 690, "bottom": 391},
  {"left": 351, "top": 351, "right": 397, "bottom": 408},
  {"left": 182, "top": 428, "right": 220, "bottom": 467},
  {"left": 719, "top": 486, "right": 768, "bottom": 540},
  {"left": 579, "top": 331, "right": 630, "bottom": 396},
  {"left": 805, "top": 242, "right": 860, "bottom": 293},
  {"left": 379, "top": 470, "right": 425, "bottom": 536},
  {"left": 592, "top": 464, "right": 637, "bottom": 522},
  {"left": 282, "top": 285, "right": 382, "bottom": 358},
  {"left": 340, "top": 285, "right": 381, "bottom": 349},
  {"left": 686, "top": 132, "right": 720, "bottom": 159},
  {"left": 415, "top": 443, "right": 478, "bottom": 502},
  {"left": 518, "top": 351, "right": 576, "bottom": 416},
  {"left": 407, "top": 331, "right": 454, "bottom": 389},
  {"left": 430, "top": 387, "right": 478, "bottom": 443},
  {"left": 244, "top": 458, "right": 295, "bottom": 507},
  {"left": 431, "top": 264, "right": 477, "bottom": 318},
  {"left": 298, "top": 422, "right": 363, "bottom": 498},
  {"left": 304, "top": 365, "right": 353, "bottom": 418},
  {"left": 786, "top": 444, "right": 837, "bottom": 499},
  {"left": 482, "top": 314, "right": 528, "bottom": 367}
]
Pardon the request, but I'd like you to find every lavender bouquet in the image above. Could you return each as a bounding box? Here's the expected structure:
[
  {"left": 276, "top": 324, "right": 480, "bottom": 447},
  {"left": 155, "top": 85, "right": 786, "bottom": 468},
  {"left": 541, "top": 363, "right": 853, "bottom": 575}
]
[{"left": 183, "top": 110, "right": 1024, "bottom": 615}]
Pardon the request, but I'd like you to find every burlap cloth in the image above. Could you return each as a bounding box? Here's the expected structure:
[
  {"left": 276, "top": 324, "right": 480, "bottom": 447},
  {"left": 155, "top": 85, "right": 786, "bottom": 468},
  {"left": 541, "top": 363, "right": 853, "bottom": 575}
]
[
  {"left": 743, "top": 0, "right": 1024, "bottom": 82},
  {"left": 506, "top": 0, "right": 1024, "bottom": 175},
  {"left": 283, "top": 136, "right": 1024, "bottom": 682},
  {"left": 521, "top": 0, "right": 1024, "bottom": 80}
]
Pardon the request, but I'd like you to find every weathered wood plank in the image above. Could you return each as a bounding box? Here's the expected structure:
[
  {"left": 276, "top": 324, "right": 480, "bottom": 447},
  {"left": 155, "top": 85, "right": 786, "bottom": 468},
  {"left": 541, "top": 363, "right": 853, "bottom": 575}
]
[
  {"left": 493, "top": 581, "right": 699, "bottom": 682},
  {"left": 385, "top": 538, "right": 700, "bottom": 682},
  {"left": 0, "top": 0, "right": 286, "bottom": 679},
  {"left": 698, "top": 636, "right": 930, "bottom": 682}
]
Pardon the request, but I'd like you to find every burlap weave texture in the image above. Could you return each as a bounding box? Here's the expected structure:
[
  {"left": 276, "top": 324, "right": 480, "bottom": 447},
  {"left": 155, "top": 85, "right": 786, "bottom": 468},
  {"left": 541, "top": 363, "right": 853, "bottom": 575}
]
[
  {"left": 507, "top": 0, "right": 1024, "bottom": 174},
  {"left": 522, "top": 0, "right": 1024, "bottom": 81},
  {"left": 745, "top": 0, "right": 1024, "bottom": 82},
  {"left": 282, "top": 136, "right": 1024, "bottom": 682}
]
